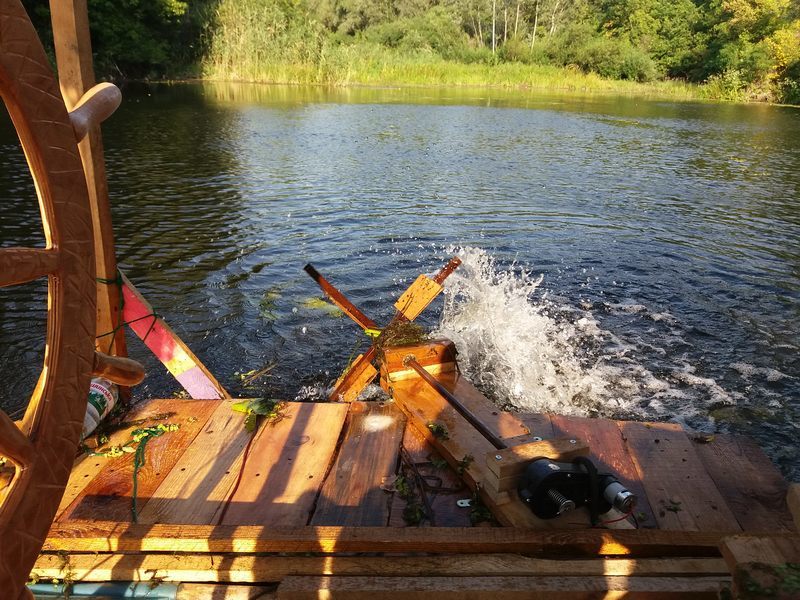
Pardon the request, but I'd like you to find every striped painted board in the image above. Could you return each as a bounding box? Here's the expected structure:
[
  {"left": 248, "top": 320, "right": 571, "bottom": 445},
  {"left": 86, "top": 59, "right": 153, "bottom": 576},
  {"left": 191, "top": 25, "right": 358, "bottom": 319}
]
[{"left": 120, "top": 271, "right": 229, "bottom": 400}]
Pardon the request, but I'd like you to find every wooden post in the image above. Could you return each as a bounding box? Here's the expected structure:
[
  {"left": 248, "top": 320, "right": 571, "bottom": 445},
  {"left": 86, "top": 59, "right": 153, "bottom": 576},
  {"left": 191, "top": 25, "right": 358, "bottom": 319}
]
[{"left": 49, "top": 0, "right": 127, "bottom": 359}]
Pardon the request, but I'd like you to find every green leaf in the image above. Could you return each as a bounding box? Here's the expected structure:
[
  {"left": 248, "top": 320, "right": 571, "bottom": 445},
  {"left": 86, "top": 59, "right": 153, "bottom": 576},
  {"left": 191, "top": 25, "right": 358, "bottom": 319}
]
[
  {"left": 244, "top": 412, "right": 258, "bottom": 433},
  {"left": 231, "top": 400, "right": 251, "bottom": 413}
]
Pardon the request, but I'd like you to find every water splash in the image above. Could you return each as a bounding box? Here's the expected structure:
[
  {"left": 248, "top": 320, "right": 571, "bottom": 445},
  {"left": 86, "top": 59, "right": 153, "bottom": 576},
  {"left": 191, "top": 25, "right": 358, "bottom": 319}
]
[
  {"left": 435, "top": 247, "right": 615, "bottom": 415},
  {"left": 434, "top": 246, "right": 736, "bottom": 425}
]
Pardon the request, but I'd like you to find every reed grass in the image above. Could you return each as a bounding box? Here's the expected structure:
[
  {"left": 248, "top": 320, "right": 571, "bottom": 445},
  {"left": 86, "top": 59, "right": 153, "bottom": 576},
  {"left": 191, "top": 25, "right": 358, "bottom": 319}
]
[
  {"left": 201, "top": 41, "right": 701, "bottom": 100},
  {"left": 199, "top": 0, "right": 701, "bottom": 100}
]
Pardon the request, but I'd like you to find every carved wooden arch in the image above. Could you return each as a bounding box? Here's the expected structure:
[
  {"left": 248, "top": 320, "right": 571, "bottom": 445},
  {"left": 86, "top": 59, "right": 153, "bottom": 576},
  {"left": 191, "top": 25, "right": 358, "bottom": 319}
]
[{"left": 0, "top": 0, "right": 96, "bottom": 597}]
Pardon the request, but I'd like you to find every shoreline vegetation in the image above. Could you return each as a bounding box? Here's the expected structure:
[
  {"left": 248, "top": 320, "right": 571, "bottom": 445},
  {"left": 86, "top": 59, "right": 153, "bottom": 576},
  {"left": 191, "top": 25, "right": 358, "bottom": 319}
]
[
  {"left": 200, "top": 46, "right": 703, "bottom": 101},
  {"left": 24, "top": 0, "right": 799, "bottom": 105}
]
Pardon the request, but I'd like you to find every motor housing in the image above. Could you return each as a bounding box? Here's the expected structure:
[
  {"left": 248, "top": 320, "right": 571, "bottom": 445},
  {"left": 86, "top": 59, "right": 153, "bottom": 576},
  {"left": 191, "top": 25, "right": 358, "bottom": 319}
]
[{"left": 517, "top": 457, "right": 636, "bottom": 520}]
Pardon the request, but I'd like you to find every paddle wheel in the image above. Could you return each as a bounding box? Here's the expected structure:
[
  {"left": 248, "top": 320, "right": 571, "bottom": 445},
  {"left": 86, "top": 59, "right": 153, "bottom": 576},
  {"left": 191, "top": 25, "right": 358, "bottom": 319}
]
[{"left": 0, "top": 1, "right": 144, "bottom": 597}]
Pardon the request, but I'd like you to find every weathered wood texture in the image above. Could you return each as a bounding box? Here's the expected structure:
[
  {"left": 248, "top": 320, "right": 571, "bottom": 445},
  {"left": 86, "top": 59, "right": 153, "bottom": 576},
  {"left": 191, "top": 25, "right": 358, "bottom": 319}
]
[
  {"left": 620, "top": 422, "right": 741, "bottom": 532},
  {"left": 693, "top": 434, "right": 795, "bottom": 532},
  {"left": 0, "top": 2, "right": 96, "bottom": 597},
  {"left": 551, "top": 415, "right": 657, "bottom": 528},
  {"left": 332, "top": 355, "right": 378, "bottom": 403},
  {"left": 135, "top": 401, "right": 253, "bottom": 524},
  {"left": 720, "top": 534, "right": 800, "bottom": 600},
  {"left": 720, "top": 534, "right": 800, "bottom": 569},
  {"left": 43, "top": 522, "right": 733, "bottom": 556},
  {"left": 380, "top": 339, "right": 458, "bottom": 383},
  {"left": 393, "top": 274, "right": 443, "bottom": 321},
  {"left": 312, "top": 403, "right": 405, "bottom": 526},
  {"left": 389, "top": 376, "right": 544, "bottom": 527},
  {"left": 59, "top": 400, "right": 219, "bottom": 522},
  {"left": 276, "top": 575, "right": 728, "bottom": 599},
  {"left": 388, "top": 423, "right": 472, "bottom": 527},
  {"left": 31, "top": 552, "right": 730, "bottom": 583},
  {"left": 220, "top": 402, "right": 349, "bottom": 526},
  {"left": 517, "top": 413, "right": 555, "bottom": 440},
  {"left": 486, "top": 437, "right": 590, "bottom": 480},
  {"left": 57, "top": 398, "right": 204, "bottom": 517},
  {"left": 177, "top": 583, "right": 278, "bottom": 600}
]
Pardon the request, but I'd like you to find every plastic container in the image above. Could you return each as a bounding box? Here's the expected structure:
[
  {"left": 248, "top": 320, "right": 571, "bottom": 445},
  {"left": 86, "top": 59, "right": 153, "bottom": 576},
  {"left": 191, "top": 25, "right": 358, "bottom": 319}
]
[{"left": 82, "top": 377, "right": 118, "bottom": 438}]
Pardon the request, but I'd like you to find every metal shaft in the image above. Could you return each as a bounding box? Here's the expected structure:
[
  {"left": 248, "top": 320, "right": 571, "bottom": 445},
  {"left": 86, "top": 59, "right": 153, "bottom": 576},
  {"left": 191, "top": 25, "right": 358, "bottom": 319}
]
[{"left": 403, "top": 356, "right": 507, "bottom": 450}]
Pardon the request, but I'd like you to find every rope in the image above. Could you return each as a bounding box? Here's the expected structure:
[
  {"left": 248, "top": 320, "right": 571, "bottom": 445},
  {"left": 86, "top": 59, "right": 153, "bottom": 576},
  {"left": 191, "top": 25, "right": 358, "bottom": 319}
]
[
  {"left": 95, "top": 271, "right": 126, "bottom": 353},
  {"left": 94, "top": 270, "right": 159, "bottom": 347}
]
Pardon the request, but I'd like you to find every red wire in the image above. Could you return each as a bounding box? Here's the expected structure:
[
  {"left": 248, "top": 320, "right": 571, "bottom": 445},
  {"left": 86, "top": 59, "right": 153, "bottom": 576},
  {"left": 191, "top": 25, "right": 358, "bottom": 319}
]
[{"left": 599, "top": 507, "right": 634, "bottom": 526}]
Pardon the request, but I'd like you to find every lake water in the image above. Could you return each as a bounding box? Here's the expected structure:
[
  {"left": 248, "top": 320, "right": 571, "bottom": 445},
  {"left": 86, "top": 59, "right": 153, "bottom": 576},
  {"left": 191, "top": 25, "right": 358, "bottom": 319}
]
[{"left": 1, "top": 83, "right": 798, "bottom": 477}]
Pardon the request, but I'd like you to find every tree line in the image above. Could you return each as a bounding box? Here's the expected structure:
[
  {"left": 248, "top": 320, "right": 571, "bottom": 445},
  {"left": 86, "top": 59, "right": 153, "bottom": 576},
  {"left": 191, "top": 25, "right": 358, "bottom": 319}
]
[{"left": 23, "top": 0, "right": 800, "bottom": 103}]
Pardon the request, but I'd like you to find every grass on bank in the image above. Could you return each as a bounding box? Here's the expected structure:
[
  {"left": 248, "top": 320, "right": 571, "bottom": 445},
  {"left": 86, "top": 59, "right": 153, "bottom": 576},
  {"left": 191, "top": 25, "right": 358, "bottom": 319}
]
[{"left": 201, "top": 42, "right": 702, "bottom": 101}]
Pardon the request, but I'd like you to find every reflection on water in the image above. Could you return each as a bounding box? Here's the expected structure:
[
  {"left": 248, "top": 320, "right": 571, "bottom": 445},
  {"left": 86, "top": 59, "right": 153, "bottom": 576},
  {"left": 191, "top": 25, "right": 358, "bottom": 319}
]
[{"left": 1, "top": 83, "right": 798, "bottom": 476}]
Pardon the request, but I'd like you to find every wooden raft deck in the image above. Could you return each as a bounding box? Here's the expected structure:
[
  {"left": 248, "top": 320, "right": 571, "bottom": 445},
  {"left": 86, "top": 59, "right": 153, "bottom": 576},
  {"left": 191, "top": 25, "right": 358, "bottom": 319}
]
[{"left": 37, "top": 371, "right": 798, "bottom": 598}]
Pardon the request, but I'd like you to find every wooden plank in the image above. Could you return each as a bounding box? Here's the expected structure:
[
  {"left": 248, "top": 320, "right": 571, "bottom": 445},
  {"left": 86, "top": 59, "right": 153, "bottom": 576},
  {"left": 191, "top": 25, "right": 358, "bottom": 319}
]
[
  {"left": 382, "top": 351, "right": 532, "bottom": 443},
  {"left": 32, "top": 553, "right": 730, "bottom": 583},
  {"left": 59, "top": 399, "right": 219, "bottom": 523},
  {"left": 277, "top": 575, "right": 727, "bottom": 599},
  {"left": 518, "top": 413, "right": 555, "bottom": 439},
  {"left": 221, "top": 402, "right": 349, "bottom": 526},
  {"left": 331, "top": 347, "right": 378, "bottom": 402},
  {"left": 136, "top": 401, "right": 252, "bottom": 524},
  {"left": 393, "top": 275, "right": 443, "bottom": 321},
  {"left": 720, "top": 535, "right": 800, "bottom": 600},
  {"left": 332, "top": 355, "right": 378, "bottom": 403},
  {"left": 551, "top": 415, "right": 657, "bottom": 528},
  {"left": 486, "top": 438, "right": 589, "bottom": 480},
  {"left": 720, "top": 535, "right": 800, "bottom": 569},
  {"left": 389, "top": 377, "right": 543, "bottom": 527},
  {"left": 788, "top": 484, "right": 800, "bottom": 532},
  {"left": 388, "top": 424, "right": 472, "bottom": 527},
  {"left": 312, "top": 403, "right": 404, "bottom": 526},
  {"left": 44, "top": 521, "right": 743, "bottom": 556},
  {"left": 50, "top": 0, "right": 128, "bottom": 359},
  {"left": 56, "top": 399, "right": 219, "bottom": 519},
  {"left": 121, "top": 272, "right": 230, "bottom": 399},
  {"left": 178, "top": 584, "right": 277, "bottom": 600},
  {"left": 381, "top": 339, "right": 458, "bottom": 383},
  {"left": 693, "top": 434, "right": 794, "bottom": 532},
  {"left": 620, "top": 422, "right": 741, "bottom": 532}
]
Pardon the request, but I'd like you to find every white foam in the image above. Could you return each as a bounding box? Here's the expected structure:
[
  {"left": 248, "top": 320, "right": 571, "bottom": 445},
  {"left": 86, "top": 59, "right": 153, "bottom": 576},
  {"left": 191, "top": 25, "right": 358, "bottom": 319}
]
[
  {"left": 731, "top": 362, "right": 789, "bottom": 382},
  {"left": 433, "top": 246, "right": 740, "bottom": 425}
]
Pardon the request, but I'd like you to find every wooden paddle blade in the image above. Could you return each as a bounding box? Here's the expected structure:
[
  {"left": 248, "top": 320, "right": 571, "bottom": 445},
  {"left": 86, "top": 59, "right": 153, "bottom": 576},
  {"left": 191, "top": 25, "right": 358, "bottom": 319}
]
[
  {"left": 390, "top": 257, "right": 461, "bottom": 323},
  {"left": 329, "top": 347, "right": 378, "bottom": 402},
  {"left": 304, "top": 264, "right": 378, "bottom": 331},
  {"left": 394, "top": 274, "right": 443, "bottom": 321}
]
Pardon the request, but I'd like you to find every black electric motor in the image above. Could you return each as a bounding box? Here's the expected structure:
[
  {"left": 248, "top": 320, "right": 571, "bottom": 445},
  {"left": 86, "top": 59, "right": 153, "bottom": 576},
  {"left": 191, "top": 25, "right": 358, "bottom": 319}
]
[{"left": 517, "top": 456, "right": 636, "bottom": 522}]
